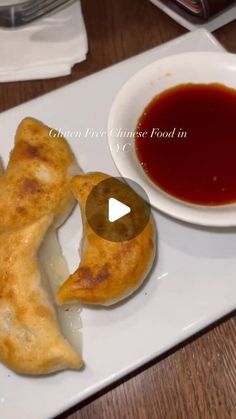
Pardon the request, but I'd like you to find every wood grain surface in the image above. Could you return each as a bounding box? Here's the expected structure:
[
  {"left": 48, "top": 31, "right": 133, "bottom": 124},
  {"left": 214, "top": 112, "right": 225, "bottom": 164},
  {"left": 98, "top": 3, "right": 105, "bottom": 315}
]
[{"left": 0, "top": 1, "right": 235, "bottom": 418}]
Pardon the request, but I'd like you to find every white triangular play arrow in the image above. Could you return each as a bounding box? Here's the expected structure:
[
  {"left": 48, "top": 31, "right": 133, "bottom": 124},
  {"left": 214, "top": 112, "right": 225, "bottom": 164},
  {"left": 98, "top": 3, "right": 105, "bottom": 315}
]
[{"left": 108, "top": 197, "right": 131, "bottom": 223}]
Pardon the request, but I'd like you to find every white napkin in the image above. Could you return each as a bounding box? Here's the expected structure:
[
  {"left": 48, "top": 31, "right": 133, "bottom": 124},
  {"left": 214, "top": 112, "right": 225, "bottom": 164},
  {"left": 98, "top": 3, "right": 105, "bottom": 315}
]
[{"left": 0, "top": 0, "right": 88, "bottom": 81}]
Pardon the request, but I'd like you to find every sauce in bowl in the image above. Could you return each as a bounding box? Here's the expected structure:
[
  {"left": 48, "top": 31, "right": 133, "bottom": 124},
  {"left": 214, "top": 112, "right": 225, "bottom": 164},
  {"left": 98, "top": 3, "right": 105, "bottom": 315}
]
[{"left": 135, "top": 83, "right": 236, "bottom": 206}]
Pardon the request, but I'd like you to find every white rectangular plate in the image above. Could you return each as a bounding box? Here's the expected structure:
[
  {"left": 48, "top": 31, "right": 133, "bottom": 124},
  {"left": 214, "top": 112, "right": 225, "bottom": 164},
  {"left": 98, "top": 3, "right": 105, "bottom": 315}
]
[{"left": 0, "top": 29, "right": 235, "bottom": 419}]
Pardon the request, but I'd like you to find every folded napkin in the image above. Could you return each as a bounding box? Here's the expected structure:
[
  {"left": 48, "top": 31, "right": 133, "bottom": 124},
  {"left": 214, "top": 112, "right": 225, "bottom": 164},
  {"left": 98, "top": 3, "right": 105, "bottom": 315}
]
[{"left": 0, "top": 0, "right": 88, "bottom": 82}]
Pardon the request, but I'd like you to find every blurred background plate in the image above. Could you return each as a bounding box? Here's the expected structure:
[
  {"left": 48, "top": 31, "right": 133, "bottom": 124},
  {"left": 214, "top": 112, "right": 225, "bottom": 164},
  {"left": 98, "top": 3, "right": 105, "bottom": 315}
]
[{"left": 149, "top": 0, "right": 236, "bottom": 31}]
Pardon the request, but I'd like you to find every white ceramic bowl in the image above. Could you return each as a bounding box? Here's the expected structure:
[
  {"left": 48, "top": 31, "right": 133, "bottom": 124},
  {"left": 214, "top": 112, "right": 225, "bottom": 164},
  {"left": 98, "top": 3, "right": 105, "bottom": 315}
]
[{"left": 107, "top": 51, "right": 236, "bottom": 227}]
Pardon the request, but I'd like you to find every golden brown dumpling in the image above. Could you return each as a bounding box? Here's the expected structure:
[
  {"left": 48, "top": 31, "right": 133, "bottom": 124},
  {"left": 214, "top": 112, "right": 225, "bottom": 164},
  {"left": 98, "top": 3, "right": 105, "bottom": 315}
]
[
  {"left": 0, "top": 117, "right": 78, "bottom": 231},
  {"left": 0, "top": 118, "right": 82, "bottom": 375},
  {"left": 56, "top": 172, "right": 156, "bottom": 306},
  {"left": 0, "top": 215, "right": 82, "bottom": 374}
]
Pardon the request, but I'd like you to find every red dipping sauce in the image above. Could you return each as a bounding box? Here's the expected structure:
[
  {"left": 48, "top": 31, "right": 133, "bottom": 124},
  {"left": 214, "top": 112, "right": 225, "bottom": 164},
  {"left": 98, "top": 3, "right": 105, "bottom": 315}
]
[{"left": 135, "top": 83, "right": 236, "bottom": 206}]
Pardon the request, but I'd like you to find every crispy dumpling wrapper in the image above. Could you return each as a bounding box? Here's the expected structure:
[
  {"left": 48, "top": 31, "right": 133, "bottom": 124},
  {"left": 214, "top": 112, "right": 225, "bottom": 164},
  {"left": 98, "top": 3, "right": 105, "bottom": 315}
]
[
  {"left": 0, "top": 118, "right": 82, "bottom": 375},
  {"left": 57, "top": 173, "right": 156, "bottom": 306},
  {"left": 0, "top": 117, "right": 78, "bottom": 231},
  {"left": 0, "top": 216, "right": 82, "bottom": 374}
]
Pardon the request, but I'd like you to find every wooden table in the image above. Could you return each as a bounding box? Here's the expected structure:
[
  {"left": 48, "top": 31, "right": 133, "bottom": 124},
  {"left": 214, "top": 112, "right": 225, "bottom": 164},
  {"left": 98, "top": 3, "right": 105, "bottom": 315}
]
[{"left": 1, "top": 1, "right": 235, "bottom": 418}]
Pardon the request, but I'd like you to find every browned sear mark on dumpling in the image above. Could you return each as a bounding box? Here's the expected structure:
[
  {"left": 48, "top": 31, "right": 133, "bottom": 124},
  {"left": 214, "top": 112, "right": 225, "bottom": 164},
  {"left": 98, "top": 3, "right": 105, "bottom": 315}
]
[
  {"left": 75, "top": 264, "right": 110, "bottom": 289},
  {"left": 21, "top": 178, "right": 42, "bottom": 195}
]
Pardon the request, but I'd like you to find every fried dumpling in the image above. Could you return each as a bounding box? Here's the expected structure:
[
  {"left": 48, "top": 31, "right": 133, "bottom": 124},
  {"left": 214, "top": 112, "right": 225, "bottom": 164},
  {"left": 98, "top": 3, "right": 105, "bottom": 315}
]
[
  {"left": 0, "top": 117, "right": 78, "bottom": 230},
  {"left": 0, "top": 215, "right": 82, "bottom": 374},
  {"left": 56, "top": 173, "right": 156, "bottom": 306},
  {"left": 0, "top": 117, "right": 82, "bottom": 374}
]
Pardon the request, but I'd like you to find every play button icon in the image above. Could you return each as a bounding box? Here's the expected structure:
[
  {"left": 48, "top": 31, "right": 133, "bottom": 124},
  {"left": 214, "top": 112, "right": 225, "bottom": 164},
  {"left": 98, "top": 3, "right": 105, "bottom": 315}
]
[
  {"left": 108, "top": 198, "right": 131, "bottom": 222},
  {"left": 85, "top": 176, "right": 151, "bottom": 242}
]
